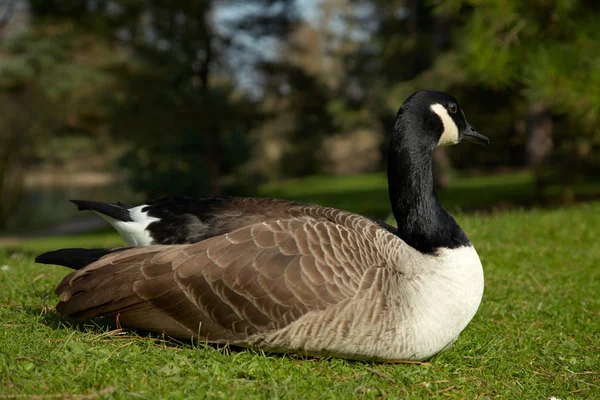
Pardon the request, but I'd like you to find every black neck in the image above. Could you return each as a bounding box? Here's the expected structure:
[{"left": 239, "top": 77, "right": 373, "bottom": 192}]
[{"left": 387, "top": 119, "right": 470, "bottom": 254}]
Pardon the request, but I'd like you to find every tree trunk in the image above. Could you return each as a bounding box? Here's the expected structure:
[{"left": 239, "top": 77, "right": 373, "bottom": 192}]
[
  {"left": 525, "top": 102, "right": 553, "bottom": 166},
  {"left": 431, "top": 12, "right": 453, "bottom": 189},
  {"left": 199, "top": 23, "right": 221, "bottom": 196},
  {"left": 0, "top": 133, "right": 25, "bottom": 229},
  {"left": 525, "top": 102, "right": 553, "bottom": 197}
]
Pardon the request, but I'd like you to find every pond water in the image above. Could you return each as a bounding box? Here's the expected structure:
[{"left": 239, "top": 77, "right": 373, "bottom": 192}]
[{"left": 1, "top": 182, "right": 141, "bottom": 235}]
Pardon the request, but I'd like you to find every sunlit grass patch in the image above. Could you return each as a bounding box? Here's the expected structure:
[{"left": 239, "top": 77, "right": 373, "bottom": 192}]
[{"left": 1, "top": 200, "right": 598, "bottom": 398}]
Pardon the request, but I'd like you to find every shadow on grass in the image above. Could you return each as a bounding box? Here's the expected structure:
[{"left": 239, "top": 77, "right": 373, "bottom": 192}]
[
  {"left": 24, "top": 304, "right": 118, "bottom": 335},
  {"left": 28, "top": 306, "right": 395, "bottom": 364},
  {"left": 27, "top": 305, "right": 267, "bottom": 355}
]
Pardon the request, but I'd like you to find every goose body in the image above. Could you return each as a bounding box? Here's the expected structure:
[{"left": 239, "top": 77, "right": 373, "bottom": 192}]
[{"left": 36, "top": 90, "right": 489, "bottom": 361}]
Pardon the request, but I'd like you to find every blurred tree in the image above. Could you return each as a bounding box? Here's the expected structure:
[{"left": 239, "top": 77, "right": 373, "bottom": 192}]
[
  {"left": 427, "top": 0, "right": 600, "bottom": 194},
  {"left": 257, "top": 0, "right": 395, "bottom": 179},
  {"left": 0, "top": 88, "right": 59, "bottom": 228},
  {"left": 315, "top": 0, "right": 456, "bottom": 185},
  {"left": 3, "top": 0, "right": 599, "bottom": 225},
  {"left": 0, "top": 0, "right": 298, "bottom": 199},
  {"left": 0, "top": 0, "right": 17, "bottom": 28},
  {"left": 260, "top": 62, "right": 335, "bottom": 177},
  {"left": 0, "top": 4, "right": 127, "bottom": 230}
]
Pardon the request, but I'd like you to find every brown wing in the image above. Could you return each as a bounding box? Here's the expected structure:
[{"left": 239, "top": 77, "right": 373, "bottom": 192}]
[
  {"left": 142, "top": 196, "right": 397, "bottom": 245},
  {"left": 55, "top": 213, "right": 387, "bottom": 341}
]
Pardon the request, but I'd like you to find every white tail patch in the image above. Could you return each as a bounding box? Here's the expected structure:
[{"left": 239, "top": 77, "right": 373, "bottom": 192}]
[
  {"left": 430, "top": 103, "right": 459, "bottom": 147},
  {"left": 93, "top": 205, "right": 159, "bottom": 246}
]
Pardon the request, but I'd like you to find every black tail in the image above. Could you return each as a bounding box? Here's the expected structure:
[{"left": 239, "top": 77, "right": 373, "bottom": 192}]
[
  {"left": 35, "top": 248, "right": 131, "bottom": 270},
  {"left": 70, "top": 200, "right": 134, "bottom": 222}
]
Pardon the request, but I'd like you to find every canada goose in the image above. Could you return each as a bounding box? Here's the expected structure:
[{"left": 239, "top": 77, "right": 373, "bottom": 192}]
[{"left": 36, "top": 90, "right": 489, "bottom": 361}]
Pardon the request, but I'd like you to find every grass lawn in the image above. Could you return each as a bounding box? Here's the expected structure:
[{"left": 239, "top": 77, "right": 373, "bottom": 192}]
[
  {"left": 259, "top": 170, "right": 600, "bottom": 220},
  {"left": 1, "top": 175, "right": 599, "bottom": 398}
]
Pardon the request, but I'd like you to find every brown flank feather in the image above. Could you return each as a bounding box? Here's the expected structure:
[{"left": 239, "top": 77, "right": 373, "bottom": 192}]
[{"left": 53, "top": 208, "right": 389, "bottom": 347}]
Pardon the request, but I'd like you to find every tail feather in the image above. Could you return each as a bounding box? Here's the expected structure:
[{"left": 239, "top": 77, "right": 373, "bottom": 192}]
[
  {"left": 35, "top": 248, "right": 131, "bottom": 270},
  {"left": 70, "top": 200, "right": 134, "bottom": 222}
]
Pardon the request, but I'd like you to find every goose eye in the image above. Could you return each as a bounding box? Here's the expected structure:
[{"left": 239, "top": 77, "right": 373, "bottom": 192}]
[{"left": 448, "top": 103, "right": 457, "bottom": 114}]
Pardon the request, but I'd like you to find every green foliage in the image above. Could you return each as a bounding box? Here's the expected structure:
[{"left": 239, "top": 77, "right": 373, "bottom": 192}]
[
  {"left": 3, "top": 0, "right": 600, "bottom": 210},
  {"left": 112, "top": 74, "right": 260, "bottom": 196},
  {"left": 3, "top": 23, "right": 117, "bottom": 103},
  {"left": 2, "top": 202, "right": 599, "bottom": 398},
  {"left": 0, "top": 57, "right": 35, "bottom": 89},
  {"left": 1, "top": 0, "right": 297, "bottom": 200},
  {"left": 443, "top": 0, "right": 600, "bottom": 116},
  {"left": 523, "top": 40, "right": 600, "bottom": 132},
  {"left": 0, "top": 88, "right": 61, "bottom": 229},
  {"left": 401, "top": 0, "right": 600, "bottom": 183},
  {"left": 457, "top": 6, "right": 521, "bottom": 88}
]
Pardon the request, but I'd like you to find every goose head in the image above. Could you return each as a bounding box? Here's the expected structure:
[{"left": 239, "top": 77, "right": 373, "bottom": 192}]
[
  {"left": 393, "top": 90, "right": 489, "bottom": 151},
  {"left": 388, "top": 90, "right": 489, "bottom": 254}
]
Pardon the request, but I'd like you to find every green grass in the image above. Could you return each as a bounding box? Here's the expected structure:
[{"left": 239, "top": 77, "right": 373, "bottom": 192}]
[
  {"left": 9, "top": 228, "right": 125, "bottom": 254},
  {"left": 259, "top": 170, "right": 600, "bottom": 220},
  {"left": 1, "top": 175, "right": 599, "bottom": 398}
]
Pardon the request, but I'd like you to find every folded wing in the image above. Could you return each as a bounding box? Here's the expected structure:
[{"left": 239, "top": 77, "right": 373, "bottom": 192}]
[{"left": 55, "top": 214, "right": 387, "bottom": 343}]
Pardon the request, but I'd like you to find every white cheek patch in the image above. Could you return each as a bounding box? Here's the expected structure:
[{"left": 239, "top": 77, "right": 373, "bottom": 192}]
[{"left": 430, "top": 103, "right": 459, "bottom": 147}]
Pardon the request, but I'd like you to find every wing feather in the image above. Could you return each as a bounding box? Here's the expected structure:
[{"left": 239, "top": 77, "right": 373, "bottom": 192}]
[{"left": 55, "top": 211, "right": 394, "bottom": 343}]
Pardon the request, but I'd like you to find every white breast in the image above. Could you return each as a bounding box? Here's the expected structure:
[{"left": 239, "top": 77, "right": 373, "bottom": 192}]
[
  {"left": 394, "top": 246, "right": 485, "bottom": 359},
  {"left": 251, "top": 240, "right": 484, "bottom": 361}
]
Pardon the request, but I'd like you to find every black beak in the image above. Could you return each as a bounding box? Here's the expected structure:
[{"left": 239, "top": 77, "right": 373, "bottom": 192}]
[{"left": 462, "top": 125, "right": 489, "bottom": 145}]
